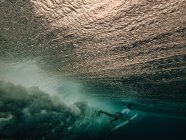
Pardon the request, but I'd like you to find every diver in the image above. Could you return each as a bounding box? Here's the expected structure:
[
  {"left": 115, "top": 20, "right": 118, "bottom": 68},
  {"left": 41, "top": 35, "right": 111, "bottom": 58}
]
[{"left": 98, "top": 104, "right": 132, "bottom": 124}]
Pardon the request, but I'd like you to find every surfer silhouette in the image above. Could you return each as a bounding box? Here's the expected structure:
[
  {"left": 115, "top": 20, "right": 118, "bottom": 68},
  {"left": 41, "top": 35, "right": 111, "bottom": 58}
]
[{"left": 98, "top": 104, "right": 132, "bottom": 124}]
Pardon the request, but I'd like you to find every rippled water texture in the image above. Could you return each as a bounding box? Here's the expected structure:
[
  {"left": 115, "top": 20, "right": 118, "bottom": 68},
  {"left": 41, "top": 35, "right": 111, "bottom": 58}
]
[{"left": 0, "top": 0, "right": 186, "bottom": 140}]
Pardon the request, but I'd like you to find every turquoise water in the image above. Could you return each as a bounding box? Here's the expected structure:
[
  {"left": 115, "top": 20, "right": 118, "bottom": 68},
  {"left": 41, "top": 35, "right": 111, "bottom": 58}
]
[
  {"left": 1, "top": 80, "right": 186, "bottom": 140},
  {"left": 74, "top": 97, "right": 186, "bottom": 140},
  {"left": 0, "top": 61, "right": 186, "bottom": 140},
  {"left": 68, "top": 94, "right": 186, "bottom": 140}
]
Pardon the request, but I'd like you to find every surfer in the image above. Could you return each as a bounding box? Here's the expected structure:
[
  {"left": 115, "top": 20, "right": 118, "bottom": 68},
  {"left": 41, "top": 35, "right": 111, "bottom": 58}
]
[{"left": 98, "top": 104, "right": 132, "bottom": 124}]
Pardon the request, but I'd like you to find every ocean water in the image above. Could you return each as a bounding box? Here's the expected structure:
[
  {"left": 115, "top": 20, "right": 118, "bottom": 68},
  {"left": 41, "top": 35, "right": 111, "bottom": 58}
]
[
  {"left": 0, "top": 61, "right": 186, "bottom": 140},
  {"left": 74, "top": 96, "right": 186, "bottom": 140}
]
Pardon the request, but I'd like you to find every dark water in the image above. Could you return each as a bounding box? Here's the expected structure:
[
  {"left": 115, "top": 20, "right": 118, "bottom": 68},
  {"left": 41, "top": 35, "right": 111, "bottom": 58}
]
[
  {"left": 0, "top": 61, "right": 186, "bottom": 140},
  {"left": 76, "top": 110, "right": 186, "bottom": 140},
  {"left": 100, "top": 114, "right": 186, "bottom": 140},
  {"left": 73, "top": 95, "right": 186, "bottom": 140}
]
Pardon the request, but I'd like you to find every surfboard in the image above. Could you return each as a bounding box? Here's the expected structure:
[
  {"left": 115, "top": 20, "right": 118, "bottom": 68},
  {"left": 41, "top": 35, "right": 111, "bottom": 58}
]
[{"left": 110, "top": 113, "right": 138, "bottom": 131}]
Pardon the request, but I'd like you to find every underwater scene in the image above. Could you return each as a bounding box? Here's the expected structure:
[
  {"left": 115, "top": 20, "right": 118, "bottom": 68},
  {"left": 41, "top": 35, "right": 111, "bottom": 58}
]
[
  {"left": 0, "top": 0, "right": 186, "bottom": 140},
  {"left": 0, "top": 61, "right": 186, "bottom": 140}
]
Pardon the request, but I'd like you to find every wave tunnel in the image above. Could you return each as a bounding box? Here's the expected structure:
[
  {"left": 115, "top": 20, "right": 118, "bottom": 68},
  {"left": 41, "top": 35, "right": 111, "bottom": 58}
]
[{"left": 0, "top": 0, "right": 186, "bottom": 140}]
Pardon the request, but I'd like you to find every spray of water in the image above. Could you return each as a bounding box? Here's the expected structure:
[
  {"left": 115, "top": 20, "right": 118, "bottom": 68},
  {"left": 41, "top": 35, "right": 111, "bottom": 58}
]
[{"left": 0, "top": 59, "right": 117, "bottom": 139}]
